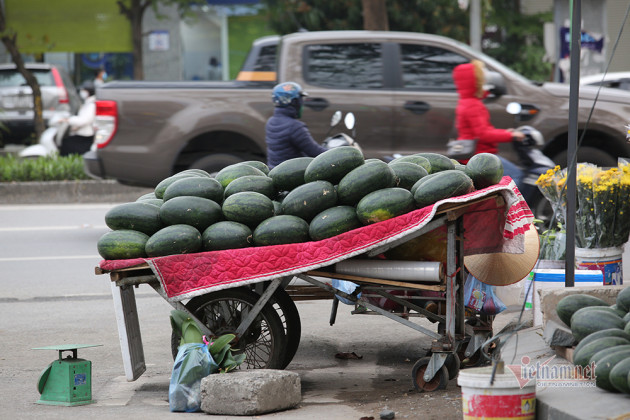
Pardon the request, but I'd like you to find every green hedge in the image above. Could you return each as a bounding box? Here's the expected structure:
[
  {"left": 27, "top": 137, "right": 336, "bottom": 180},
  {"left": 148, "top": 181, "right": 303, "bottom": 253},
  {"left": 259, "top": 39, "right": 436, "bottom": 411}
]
[{"left": 0, "top": 154, "right": 90, "bottom": 182}]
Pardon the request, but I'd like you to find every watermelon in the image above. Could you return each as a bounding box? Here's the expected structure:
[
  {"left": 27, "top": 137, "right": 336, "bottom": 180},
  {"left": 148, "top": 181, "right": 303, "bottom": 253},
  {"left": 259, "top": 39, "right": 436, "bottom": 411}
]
[
  {"left": 142, "top": 198, "right": 164, "bottom": 208},
  {"left": 309, "top": 206, "right": 363, "bottom": 241},
  {"left": 304, "top": 146, "right": 364, "bottom": 184},
  {"left": 609, "top": 357, "right": 630, "bottom": 393},
  {"left": 465, "top": 153, "right": 504, "bottom": 189},
  {"left": 145, "top": 224, "right": 202, "bottom": 257},
  {"left": 573, "top": 328, "right": 630, "bottom": 357},
  {"left": 242, "top": 160, "right": 270, "bottom": 175},
  {"left": 410, "top": 172, "right": 439, "bottom": 196},
  {"left": 222, "top": 191, "right": 275, "bottom": 229},
  {"left": 136, "top": 192, "right": 157, "bottom": 201},
  {"left": 215, "top": 164, "right": 266, "bottom": 188},
  {"left": 356, "top": 188, "right": 416, "bottom": 225},
  {"left": 610, "top": 304, "right": 627, "bottom": 317},
  {"left": 593, "top": 349, "right": 630, "bottom": 392},
  {"left": 202, "top": 221, "right": 252, "bottom": 251},
  {"left": 267, "top": 157, "right": 313, "bottom": 191},
  {"left": 281, "top": 180, "right": 338, "bottom": 222},
  {"left": 570, "top": 307, "right": 626, "bottom": 342},
  {"left": 572, "top": 337, "right": 630, "bottom": 367},
  {"left": 223, "top": 175, "right": 276, "bottom": 199},
  {"left": 155, "top": 173, "right": 200, "bottom": 199},
  {"left": 159, "top": 196, "right": 223, "bottom": 231},
  {"left": 413, "top": 170, "right": 475, "bottom": 209},
  {"left": 623, "top": 312, "right": 630, "bottom": 323},
  {"left": 413, "top": 153, "right": 454, "bottom": 173},
  {"left": 556, "top": 294, "right": 610, "bottom": 327},
  {"left": 272, "top": 200, "right": 282, "bottom": 215},
  {"left": 626, "top": 322, "right": 630, "bottom": 334},
  {"left": 253, "top": 215, "right": 310, "bottom": 246},
  {"left": 105, "top": 201, "right": 163, "bottom": 236},
  {"left": 388, "top": 161, "right": 429, "bottom": 190},
  {"left": 97, "top": 230, "right": 149, "bottom": 260},
  {"left": 162, "top": 176, "right": 224, "bottom": 203},
  {"left": 389, "top": 155, "right": 432, "bottom": 173},
  {"left": 179, "top": 168, "right": 212, "bottom": 177},
  {"left": 590, "top": 345, "right": 630, "bottom": 366},
  {"left": 337, "top": 160, "right": 396, "bottom": 206},
  {"left": 617, "top": 287, "right": 630, "bottom": 312}
]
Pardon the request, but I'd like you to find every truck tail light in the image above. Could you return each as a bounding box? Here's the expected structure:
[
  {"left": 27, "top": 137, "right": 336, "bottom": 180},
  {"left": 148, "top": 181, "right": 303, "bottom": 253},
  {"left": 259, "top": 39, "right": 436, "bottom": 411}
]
[
  {"left": 95, "top": 100, "right": 118, "bottom": 149},
  {"left": 50, "top": 67, "right": 69, "bottom": 104}
]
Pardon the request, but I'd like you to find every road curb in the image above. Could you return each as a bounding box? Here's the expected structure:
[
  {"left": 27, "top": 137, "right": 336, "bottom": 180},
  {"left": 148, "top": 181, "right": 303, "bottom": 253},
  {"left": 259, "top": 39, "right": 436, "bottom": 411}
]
[{"left": 0, "top": 180, "right": 153, "bottom": 204}]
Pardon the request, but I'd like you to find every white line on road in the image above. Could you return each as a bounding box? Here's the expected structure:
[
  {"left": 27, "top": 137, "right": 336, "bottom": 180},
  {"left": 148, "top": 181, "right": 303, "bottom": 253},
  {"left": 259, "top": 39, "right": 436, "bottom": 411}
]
[
  {"left": 0, "top": 255, "right": 101, "bottom": 262},
  {"left": 0, "top": 225, "right": 108, "bottom": 232}
]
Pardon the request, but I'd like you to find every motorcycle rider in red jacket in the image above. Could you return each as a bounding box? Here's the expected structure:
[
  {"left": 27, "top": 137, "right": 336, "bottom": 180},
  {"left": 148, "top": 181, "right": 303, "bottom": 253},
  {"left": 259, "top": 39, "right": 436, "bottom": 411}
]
[{"left": 452, "top": 60, "right": 525, "bottom": 184}]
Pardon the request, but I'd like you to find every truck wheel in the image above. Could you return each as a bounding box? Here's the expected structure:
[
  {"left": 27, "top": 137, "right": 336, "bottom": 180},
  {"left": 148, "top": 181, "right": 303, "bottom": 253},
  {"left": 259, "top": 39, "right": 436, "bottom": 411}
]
[
  {"left": 552, "top": 147, "right": 616, "bottom": 168},
  {"left": 190, "top": 154, "right": 244, "bottom": 176}
]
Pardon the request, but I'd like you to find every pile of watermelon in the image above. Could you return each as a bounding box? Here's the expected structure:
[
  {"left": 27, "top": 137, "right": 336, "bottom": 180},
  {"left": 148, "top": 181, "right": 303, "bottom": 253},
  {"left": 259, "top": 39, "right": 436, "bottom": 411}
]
[
  {"left": 97, "top": 147, "right": 504, "bottom": 260},
  {"left": 555, "top": 287, "right": 630, "bottom": 393}
]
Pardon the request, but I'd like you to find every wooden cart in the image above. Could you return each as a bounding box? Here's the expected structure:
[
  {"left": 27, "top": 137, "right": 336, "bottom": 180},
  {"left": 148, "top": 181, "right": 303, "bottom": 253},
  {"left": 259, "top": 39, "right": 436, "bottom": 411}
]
[{"left": 97, "top": 191, "right": 523, "bottom": 391}]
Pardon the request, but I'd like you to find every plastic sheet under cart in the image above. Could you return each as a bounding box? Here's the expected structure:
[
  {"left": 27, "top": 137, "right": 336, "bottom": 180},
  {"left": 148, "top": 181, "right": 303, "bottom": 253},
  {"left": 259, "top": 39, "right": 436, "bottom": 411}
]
[{"left": 100, "top": 177, "right": 534, "bottom": 302}]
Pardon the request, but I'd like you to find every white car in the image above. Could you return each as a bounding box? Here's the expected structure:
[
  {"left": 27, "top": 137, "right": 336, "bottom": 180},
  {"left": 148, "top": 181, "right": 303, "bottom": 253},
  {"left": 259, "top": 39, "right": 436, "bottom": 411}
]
[
  {"left": 0, "top": 63, "right": 81, "bottom": 145},
  {"left": 580, "top": 71, "right": 630, "bottom": 91}
]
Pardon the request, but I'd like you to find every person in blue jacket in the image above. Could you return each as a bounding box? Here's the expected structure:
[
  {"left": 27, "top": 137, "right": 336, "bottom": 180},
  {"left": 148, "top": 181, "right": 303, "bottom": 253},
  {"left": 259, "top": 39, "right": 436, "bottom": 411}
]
[{"left": 265, "top": 82, "right": 327, "bottom": 168}]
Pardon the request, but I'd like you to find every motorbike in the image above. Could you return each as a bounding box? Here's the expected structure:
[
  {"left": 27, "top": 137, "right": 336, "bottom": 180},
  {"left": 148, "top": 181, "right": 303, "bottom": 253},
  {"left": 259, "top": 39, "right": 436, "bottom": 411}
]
[
  {"left": 506, "top": 102, "right": 556, "bottom": 225},
  {"left": 18, "top": 113, "right": 70, "bottom": 158},
  {"left": 321, "top": 110, "right": 362, "bottom": 153}
]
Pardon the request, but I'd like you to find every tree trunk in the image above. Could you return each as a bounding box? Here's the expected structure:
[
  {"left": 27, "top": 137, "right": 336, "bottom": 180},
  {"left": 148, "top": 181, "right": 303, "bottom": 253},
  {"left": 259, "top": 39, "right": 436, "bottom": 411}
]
[
  {"left": 0, "top": 27, "right": 45, "bottom": 141},
  {"left": 118, "top": 0, "right": 148, "bottom": 80},
  {"left": 131, "top": 0, "right": 144, "bottom": 80},
  {"left": 361, "top": 0, "right": 389, "bottom": 31}
]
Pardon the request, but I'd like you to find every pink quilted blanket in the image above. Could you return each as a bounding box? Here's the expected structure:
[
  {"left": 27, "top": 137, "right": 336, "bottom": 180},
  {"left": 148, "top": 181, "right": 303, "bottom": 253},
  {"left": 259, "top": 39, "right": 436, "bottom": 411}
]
[{"left": 100, "top": 177, "right": 533, "bottom": 301}]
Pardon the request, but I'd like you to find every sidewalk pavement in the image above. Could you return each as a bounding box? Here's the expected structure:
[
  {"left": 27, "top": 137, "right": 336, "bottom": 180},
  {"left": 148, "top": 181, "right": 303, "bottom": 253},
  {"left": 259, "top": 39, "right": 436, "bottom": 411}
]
[{"left": 500, "top": 324, "right": 630, "bottom": 420}]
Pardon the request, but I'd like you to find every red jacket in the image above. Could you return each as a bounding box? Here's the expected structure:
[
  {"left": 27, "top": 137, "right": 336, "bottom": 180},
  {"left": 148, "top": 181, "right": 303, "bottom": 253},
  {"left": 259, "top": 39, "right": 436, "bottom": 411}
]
[{"left": 452, "top": 62, "right": 512, "bottom": 156}]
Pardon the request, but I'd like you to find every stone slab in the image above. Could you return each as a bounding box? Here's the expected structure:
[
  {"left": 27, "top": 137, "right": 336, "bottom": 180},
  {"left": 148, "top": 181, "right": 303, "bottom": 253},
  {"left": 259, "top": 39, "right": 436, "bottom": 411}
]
[
  {"left": 542, "top": 319, "right": 576, "bottom": 347},
  {"left": 200, "top": 369, "right": 301, "bottom": 416},
  {"left": 538, "top": 285, "right": 627, "bottom": 327}
]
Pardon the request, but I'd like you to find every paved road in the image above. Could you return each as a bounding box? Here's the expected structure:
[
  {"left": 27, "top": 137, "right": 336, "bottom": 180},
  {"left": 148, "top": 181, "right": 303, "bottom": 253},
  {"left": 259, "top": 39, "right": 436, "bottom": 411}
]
[{"left": 2, "top": 203, "right": 529, "bottom": 419}]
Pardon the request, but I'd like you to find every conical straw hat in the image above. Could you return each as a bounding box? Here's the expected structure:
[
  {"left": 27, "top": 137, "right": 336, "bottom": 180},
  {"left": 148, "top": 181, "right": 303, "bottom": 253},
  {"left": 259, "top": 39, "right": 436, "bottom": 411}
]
[{"left": 464, "top": 224, "right": 540, "bottom": 286}]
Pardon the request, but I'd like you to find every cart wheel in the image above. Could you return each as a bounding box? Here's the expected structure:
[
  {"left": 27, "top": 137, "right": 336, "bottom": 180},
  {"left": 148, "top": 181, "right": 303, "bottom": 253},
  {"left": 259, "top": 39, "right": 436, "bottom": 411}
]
[
  {"left": 265, "top": 287, "right": 301, "bottom": 369},
  {"left": 411, "top": 357, "right": 449, "bottom": 392},
  {"left": 170, "top": 287, "right": 286, "bottom": 369},
  {"left": 444, "top": 353, "right": 460, "bottom": 380}
]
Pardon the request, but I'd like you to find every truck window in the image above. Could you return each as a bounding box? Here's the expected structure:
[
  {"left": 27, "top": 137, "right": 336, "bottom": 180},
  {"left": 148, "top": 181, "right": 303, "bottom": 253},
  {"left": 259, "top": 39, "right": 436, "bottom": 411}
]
[
  {"left": 237, "top": 44, "right": 277, "bottom": 81},
  {"left": 399, "top": 44, "right": 468, "bottom": 91},
  {"left": 304, "top": 43, "right": 383, "bottom": 89}
]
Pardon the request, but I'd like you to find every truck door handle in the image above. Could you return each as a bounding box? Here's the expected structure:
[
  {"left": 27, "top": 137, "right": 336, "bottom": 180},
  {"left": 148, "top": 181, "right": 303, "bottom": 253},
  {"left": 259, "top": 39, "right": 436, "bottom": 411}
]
[
  {"left": 304, "top": 98, "right": 329, "bottom": 111},
  {"left": 404, "top": 101, "right": 431, "bottom": 114}
]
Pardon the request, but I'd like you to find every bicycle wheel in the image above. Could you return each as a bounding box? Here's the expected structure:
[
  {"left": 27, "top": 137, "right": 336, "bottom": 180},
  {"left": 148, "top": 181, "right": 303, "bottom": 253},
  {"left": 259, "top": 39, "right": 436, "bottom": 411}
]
[{"left": 170, "top": 287, "right": 286, "bottom": 369}]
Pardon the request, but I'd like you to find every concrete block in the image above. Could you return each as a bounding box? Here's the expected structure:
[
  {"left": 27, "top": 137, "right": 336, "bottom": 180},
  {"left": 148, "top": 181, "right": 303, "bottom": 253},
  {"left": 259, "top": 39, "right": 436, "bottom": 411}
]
[
  {"left": 543, "top": 319, "right": 576, "bottom": 347},
  {"left": 200, "top": 369, "right": 301, "bottom": 416},
  {"left": 538, "top": 285, "right": 626, "bottom": 327}
]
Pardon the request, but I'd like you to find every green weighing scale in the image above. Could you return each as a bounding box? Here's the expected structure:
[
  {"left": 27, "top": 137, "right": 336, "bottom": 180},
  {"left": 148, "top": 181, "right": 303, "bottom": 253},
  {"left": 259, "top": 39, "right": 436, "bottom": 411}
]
[{"left": 33, "top": 344, "right": 102, "bottom": 406}]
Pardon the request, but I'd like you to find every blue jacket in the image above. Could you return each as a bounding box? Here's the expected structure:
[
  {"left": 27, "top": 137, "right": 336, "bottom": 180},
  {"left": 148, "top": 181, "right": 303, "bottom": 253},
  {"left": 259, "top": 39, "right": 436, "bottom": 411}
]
[{"left": 265, "top": 106, "right": 327, "bottom": 168}]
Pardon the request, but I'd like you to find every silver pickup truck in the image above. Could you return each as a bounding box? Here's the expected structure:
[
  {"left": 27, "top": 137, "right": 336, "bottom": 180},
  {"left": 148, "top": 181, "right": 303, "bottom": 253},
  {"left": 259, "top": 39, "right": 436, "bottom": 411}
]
[{"left": 84, "top": 30, "right": 630, "bottom": 187}]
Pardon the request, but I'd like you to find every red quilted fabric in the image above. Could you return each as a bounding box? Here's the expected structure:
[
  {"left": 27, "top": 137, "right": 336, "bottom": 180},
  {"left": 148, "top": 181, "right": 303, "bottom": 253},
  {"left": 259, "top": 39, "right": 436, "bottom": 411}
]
[{"left": 99, "top": 177, "right": 533, "bottom": 301}]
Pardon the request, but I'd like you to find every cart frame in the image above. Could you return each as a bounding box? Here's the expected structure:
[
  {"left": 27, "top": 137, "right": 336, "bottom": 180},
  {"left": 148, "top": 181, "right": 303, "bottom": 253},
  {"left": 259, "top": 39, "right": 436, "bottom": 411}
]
[{"left": 99, "top": 193, "right": 505, "bottom": 389}]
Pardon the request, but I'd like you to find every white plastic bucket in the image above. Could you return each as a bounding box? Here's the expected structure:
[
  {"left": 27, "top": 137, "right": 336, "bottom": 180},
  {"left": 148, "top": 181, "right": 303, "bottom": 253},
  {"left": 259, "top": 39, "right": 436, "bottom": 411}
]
[
  {"left": 458, "top": 366, "right": 536, "bottom": 420},
  {"left": 575, "top": 246, "right": 623, "bottom": 285}
]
